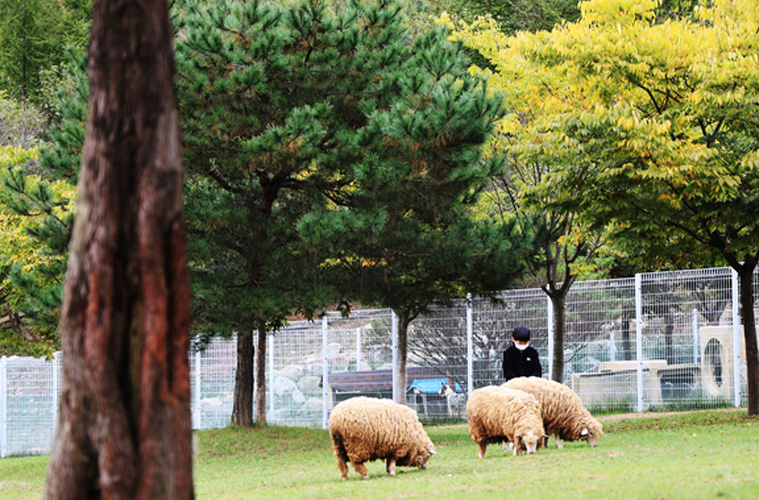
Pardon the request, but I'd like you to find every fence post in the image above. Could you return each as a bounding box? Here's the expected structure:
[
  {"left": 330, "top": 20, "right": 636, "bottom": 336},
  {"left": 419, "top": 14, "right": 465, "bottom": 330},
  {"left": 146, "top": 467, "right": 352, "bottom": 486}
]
[
  {"left": 322, "top": 315, "right": 329, "bottom": 430},
  {"left": 692, "top": 308, "right": 699, "bottom": 364},
  {"left": 268, "top": 334, "right": 274, "bottom": 421},
  {"left": 466, "top": 293, "right": 473, "bottom": 395},
  {"left": 547, "top": 295, "right": 554, "bottom": 381},
  {"left": 1, "top": 356, "right": 6, "bottom": 458},
  {"left": 194, "top": 348, "right": 202, "bottom": 430},
  {"left": 635, "top": 273, "right": 644, "bottom": 412},
  {"left": 355, "top": 327, "right": 362, "bottom": 372},
  {"left": 731, "top": 268, "right": 741, "bottom": 407},
  {"left": 392, "top": 310, "right": 398, "bottom": 402}
]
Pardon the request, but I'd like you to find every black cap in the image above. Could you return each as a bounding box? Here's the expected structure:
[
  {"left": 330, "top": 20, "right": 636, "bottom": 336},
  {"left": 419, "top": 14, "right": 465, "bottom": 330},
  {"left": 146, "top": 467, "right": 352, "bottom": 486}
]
[{"left": 512, "top": 326, "right": 530, "bottom": 341}]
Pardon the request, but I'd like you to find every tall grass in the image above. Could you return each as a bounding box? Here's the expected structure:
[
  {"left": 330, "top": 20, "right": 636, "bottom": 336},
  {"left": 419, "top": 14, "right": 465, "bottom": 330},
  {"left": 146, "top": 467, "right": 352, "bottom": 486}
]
[{"left": 3, "top": 410, "right": 758, "bottom": 499}]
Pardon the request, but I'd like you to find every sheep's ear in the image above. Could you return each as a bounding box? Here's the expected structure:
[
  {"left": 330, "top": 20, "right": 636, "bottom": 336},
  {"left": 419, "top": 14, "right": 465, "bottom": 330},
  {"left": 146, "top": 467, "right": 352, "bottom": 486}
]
[
  {"left": 581, "top": 428, "right": 589, "bottom": 436},
  {"left": 543, "top": 434, "right": 549, "bottom": 438},
  {"left": 429, "top": 448, "right": 436, "bottom": 455}
]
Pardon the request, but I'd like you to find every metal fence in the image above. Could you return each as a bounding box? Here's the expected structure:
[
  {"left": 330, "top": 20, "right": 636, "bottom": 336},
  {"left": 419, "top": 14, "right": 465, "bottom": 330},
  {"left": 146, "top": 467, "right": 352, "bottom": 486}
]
[{"left": 1, "top": 266, "right": 752, "bottom": 457}]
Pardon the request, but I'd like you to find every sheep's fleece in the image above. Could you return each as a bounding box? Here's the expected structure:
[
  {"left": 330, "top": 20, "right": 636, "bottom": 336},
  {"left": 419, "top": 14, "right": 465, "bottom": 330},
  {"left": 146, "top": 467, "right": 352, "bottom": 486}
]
[
  {"left": 328, "top": 396, "right": 435, "bottom": 479},
  {"left": 466, "top": 385, "right": 545, "bottom": 458},
  {"left": 504, "top": 377, "right": 604, "bottom": 448}
]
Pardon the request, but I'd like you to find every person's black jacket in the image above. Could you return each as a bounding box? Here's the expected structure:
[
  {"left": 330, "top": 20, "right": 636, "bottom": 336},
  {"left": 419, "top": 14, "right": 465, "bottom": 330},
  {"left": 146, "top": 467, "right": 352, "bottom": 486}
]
[{"left": 502, "top": 344, "right": 542, "bottom": 381}]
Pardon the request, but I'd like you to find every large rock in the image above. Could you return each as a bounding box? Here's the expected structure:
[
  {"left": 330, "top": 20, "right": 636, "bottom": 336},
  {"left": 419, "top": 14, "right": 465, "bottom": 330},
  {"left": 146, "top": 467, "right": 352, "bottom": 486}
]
[
  {"left": 325, "top": 342, "right": 341, "bottom": 358},
  {"left": 298, "top": 375, "right": 322, "bottom": 395},
  {"left": 280, "top": 364, "right": 305, "bottom": 380},
  {"left": 272, "top": 374, "right": 305, "bottom": 405},
  {"left": 299, "top": 397, "right": 323, "bottom": 415}
]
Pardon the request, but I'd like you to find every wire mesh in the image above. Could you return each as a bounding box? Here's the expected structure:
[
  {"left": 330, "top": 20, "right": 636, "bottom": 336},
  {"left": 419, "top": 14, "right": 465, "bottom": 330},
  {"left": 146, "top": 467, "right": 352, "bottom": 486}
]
[
  {"left": 475, "top": 289, "right": 550, "bottom": 388},
  {"left": 192, "top": 338, "right": 236, "bottom": 430},
  {"left": 639, "top": 268, "right": 735, "bottom": 411},
  {"left": 267, "top": 322, "right": 322, "bottom": 428},
  {"left": 566, "top": 278, "right": 638, "bottom": 412},
  {"left": 2, "top": 356, "right": 56, "bottom": 457},
  {"left": 322, "top": 310, "right": 394, "bottom": 424},
  {"left": 407, "top": 300, "right": 469, "bottom": 422}
]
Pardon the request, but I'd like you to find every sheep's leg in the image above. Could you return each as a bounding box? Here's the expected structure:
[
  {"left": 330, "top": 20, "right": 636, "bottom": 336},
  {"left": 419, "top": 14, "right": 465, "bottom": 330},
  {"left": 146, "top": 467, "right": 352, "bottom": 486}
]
[
  {"left": 352, "top": 460, "right": 369, "bottom": 479},
  {"left": 336, "top": 456, "right": 350, "bottom": 480},
  {"left": 477, "top": 442, "right": 487, "bottom": 459},
  {"left": 555, "top": 434, "right": 564, "bottom": 449},
  {"left": 386, "top": 457, "right": 397, "bottom": 476},
  {"left": 332, "top": 436, "right": 350, "bottom": 480}
]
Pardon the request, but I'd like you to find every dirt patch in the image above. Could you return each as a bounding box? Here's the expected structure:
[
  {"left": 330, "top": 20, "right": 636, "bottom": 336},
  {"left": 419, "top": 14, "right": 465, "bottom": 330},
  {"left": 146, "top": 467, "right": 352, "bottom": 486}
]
[
  {"left": 433, "top": 407, "right": 747, "bottom": 428},
  {"left": 596, "top": 407, "right": 745, "bottom": 422}
]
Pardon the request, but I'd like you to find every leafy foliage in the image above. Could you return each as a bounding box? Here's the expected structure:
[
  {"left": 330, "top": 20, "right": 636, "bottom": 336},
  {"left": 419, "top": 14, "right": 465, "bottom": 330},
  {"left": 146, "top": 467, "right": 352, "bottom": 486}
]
[
  {"left": 175, "top": 0, "right": 522, "bottom": 338},
  {"left": 437, "top": 0, "right": 580, "bottom": 35},
  {"left": 0, "top": 0, "right": 91, "bottom": 102},
  {"left": 0, "top": 144, "right": 75, "bottom": 357},
  {"left": 449, "top": 0, "right": 759, "bottom": 406},
  {"left": 295, "top": 22, "right": 527, "bottom": 320},
  {"left": 448, "top": 0, "right": 759, "bottom": 274}
]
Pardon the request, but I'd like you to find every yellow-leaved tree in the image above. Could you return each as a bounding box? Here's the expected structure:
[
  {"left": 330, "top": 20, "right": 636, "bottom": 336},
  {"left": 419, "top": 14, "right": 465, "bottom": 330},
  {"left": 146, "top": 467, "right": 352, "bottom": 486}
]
[
  {"left": 447, "top": 0, "right": 759, "bottom": 413},
  {"left": 442, "top": 10, "right": 611, "bottom": 384},
  {"left": 0, "top": 144, "right": 75, "bottom": 357}
]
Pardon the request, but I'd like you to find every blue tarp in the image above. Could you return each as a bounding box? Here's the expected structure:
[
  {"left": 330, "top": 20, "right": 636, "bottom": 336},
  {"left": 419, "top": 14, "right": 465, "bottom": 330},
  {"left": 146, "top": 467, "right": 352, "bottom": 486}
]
[{"left": 406, "top": 378, "right": 463, "bottom": 394}]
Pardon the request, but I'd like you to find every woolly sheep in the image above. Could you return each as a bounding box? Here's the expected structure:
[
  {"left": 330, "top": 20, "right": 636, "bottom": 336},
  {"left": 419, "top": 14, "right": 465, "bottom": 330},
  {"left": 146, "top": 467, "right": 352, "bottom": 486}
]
[
  {"left": 466, "top": 385, "right": 545, "bottom": 458},
  {"left": 503, "top": 377, "right": 604, "bottom": 448},
  {"left": 328, "top": 396, "right": 435, "bottom": 480}
]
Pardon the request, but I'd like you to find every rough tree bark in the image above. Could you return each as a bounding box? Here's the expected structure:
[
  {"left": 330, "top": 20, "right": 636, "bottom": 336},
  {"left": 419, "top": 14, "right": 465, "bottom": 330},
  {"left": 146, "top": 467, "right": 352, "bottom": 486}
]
[
  {"left": 737, "top": 262, "right": 759, "bottom": 416},
  {"left": 548, "top": 290, "right": 568, "bottom": 383},
  {"left": 231, "top": 331, "right": 254, "bottom": 426},
  {"left": 255, "top": 323, "right": 268, "bottom": 424},
  {"left": 394, "top": 312, "right": 412, "bottom": 405},
  {"left": 43, "top": 0, "right": 194, "bottom": 497}
]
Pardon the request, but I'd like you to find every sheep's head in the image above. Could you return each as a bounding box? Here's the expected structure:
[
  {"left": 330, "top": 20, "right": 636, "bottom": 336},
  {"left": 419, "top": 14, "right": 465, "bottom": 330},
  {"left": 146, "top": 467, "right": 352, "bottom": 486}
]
[
  {"left": 515, "top": 430, "right": 541, "bottom": 455},
  {"left": 398, "top": 438, "right": 436, "bottom": 469},
  {"left": 416, "top": 446, "right": 436, "bottom": 469},
  {"left": 580, "top": 419, "right": 604, "bottom": 447}
]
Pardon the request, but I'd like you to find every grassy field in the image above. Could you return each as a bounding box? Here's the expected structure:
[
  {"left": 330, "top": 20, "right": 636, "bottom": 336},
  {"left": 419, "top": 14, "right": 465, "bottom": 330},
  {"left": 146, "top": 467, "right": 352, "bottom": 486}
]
[{"left": 3, "top": 410, "right": 759, "bottom": 499}]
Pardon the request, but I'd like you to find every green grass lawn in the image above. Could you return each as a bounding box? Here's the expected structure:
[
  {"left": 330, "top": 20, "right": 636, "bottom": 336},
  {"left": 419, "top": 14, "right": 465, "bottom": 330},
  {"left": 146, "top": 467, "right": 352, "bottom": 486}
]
[{"left": 3, "top": 410, "right": 759, "bottom": 499}]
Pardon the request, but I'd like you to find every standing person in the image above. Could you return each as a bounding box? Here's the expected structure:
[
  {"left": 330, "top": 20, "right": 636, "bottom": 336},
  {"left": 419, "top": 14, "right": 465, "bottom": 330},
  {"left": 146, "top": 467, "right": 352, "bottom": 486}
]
[{"left": 502, "top": 326, "right": 542, "bottom": 382}]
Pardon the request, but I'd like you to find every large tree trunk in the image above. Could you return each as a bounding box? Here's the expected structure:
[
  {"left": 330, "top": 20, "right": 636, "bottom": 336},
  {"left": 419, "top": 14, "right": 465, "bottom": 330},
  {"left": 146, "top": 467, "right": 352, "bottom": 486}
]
[
  {"left": 231, "top": 331, "right": 254, "bottom": 426},
  {"left": 738, "top": 263, "right": 759, "bottom": 415},
  {"left": 255, "top": 324, "right": 268, "bottom": 424},
  {"left": 44, "top": 0, "right": 194, "bottom": 498}
]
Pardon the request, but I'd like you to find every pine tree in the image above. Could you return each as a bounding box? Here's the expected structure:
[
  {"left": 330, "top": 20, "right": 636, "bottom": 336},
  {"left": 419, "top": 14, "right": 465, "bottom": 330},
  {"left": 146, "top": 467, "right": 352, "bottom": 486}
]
[
  {"left": 175, "top": 0, "right": 439, "bottom": 423},
  {"left": 299, "top": 26, "right": 529, "bottom": 403}
]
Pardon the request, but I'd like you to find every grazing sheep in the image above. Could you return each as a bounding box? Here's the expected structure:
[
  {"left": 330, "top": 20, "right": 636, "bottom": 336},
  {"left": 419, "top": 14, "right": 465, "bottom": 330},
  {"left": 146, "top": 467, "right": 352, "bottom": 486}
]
[
  {"left": 328, "top": 397, "right": 435, "bottom": 480},
  {"left": 466, "top": 386, "right": 545, "bottom": 458},
  {"left": 439, "top": 381, "right": 467, "bottom": 419},
  {"left": 503, "top": 377, "right": 604, "bottom": 448}
]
